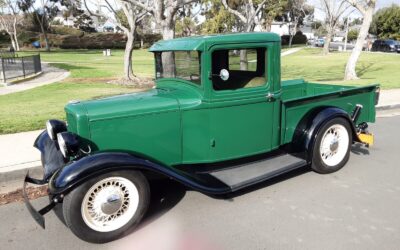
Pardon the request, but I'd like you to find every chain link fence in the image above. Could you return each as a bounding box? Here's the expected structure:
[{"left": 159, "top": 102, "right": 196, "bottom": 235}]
[{"left": 0, "top": 54, "right": 42, "bottom": 83}]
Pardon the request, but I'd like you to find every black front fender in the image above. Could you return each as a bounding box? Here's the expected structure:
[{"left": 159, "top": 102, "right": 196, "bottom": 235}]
[
  {"left": 34, "top": 130, "right": 66, "bottom": 180},
  {"left": 49, "top": 152, "right": 231, "bottom": 195}
]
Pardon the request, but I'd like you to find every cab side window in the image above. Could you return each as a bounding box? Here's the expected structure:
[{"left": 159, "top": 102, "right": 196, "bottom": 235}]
[{"left": 212, "top": 48, "right": 267, "bottom": 91}]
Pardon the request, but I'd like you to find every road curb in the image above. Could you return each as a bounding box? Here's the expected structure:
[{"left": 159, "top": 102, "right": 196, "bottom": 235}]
[
  {"left": 0, "top": 166, "right": 42, "bottom": 187},
  {"left": 376, "top": 104, "right": 400, "bottom": 111}
]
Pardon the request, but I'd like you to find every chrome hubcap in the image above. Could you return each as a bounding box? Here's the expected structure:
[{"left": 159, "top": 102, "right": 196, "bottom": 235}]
[
  {"left": 81, "top": 177, "right": 139, "bottom": 232},
  {"left": 101, "top": 193, "right": 122, "bottom": 215}
]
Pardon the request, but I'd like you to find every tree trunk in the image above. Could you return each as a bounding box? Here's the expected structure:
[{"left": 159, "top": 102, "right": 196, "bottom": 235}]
[
  {"left": 264, "top": 19, "right": 272, "bottom": 32},
  {"left": 161, "top": 23, "right": 175, "bottom": 77},
  {"left": 13, "top": 17, "right": 19, "bottom": 51},
  {"left": 37, "top": 15, "right": 50, "bottom": 52},
  {"left": 288, "top": 22, "right": 298, "bottom": 48},
  {"left": 240, "top": 49, "right": 248, "bottom": 70},
  {"left": 239, "top": 23, "right": 255, "bottom": 70},
  {"left": 9, "top": 34, "right": 17, "bottom": 51},
  {"left": 322, "top": 28, "right": 332, "bottom": 55},
  {"left": 13, "top": 32, "right": 19, "bottom": 51},
  {"left": 123, "top": 31, "right": 136, "bottom": 80},
  {"left": 344, "top": 7, "right": 374, "bottom": 80},
  {"left": 42, "top": 31, "right": 50, "bottom": 52}
]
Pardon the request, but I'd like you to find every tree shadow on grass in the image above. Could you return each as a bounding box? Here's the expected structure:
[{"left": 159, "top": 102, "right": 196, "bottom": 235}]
[
  {"left": 44, "top": 50, "right": 106, "bottom": 55},
  {"left": 356, "top": 62, "right": 381, "bottom": 78},
  {"left": 50, "top": 63, "right": 94, "bottom": 71}
]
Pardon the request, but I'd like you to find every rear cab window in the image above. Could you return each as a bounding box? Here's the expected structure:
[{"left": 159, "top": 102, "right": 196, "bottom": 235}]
[{"left": 211, "top": 48, "right": 267, "bottom": 91}]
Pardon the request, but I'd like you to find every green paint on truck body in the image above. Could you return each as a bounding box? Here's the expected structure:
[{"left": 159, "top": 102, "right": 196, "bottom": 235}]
[{"left": 65, "top": 33, "right": 378, "bottom": 166}]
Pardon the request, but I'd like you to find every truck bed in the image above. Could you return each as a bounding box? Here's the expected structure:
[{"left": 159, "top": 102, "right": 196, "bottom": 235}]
[{"left": 280, "top": 79, "right": 378, "bottom": 145}]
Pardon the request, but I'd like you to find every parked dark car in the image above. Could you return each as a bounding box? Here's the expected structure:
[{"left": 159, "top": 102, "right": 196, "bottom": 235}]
[{"left": 371, "top": 39, "right": 398, "bottom": 52}]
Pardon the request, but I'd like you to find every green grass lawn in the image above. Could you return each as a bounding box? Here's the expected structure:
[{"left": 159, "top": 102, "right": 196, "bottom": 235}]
[
  {"left": 282, "top": 48, "right": 400, "bottom": 89},
  {"left": 19, "top": 49, "right": 155, "bottom": 78},
  {"left": 0, "top": 82, "right": 138, "bottom": 134},
  {"left": 0, "top": 47, "right": 398, "bottom": 134}
]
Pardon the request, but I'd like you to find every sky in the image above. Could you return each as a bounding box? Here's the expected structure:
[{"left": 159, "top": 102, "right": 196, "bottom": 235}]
[
  {"left": 195, "top": 0, "right": 398, "bottom": 25},
  {"left": 310, "top": 0, "right": 400, "bottom": 20}
]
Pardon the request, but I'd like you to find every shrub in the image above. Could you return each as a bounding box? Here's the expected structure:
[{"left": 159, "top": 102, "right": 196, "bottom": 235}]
[
  {"left": 51, "top": 26, "right": 84, "bottom": 36},
  {"left": 281, "top": 31, "right": 308, "bottom": 45},
  {"left": 17, "top": 31, "right": 40, "bottom": 47},
  {"left": 58, "top": 33, "right": 127, "bottom": 49},
  {"left": 138, "top": 33, "right": 162, "bottom": 45},
  {"left": 347, "top": 29, "right": 359, "bottom": 42}
]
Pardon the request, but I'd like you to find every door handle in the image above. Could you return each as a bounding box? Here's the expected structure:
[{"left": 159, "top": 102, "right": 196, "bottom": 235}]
[
  {"left": 266, "top": 91, "right": 282, "bottom": 101},
  {"left": 266, "top": 92, "right": 275, "bottom": 101}
]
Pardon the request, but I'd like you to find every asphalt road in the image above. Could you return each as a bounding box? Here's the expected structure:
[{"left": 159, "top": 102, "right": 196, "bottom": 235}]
[
  {"left": 1, "top": 115, "right": 400, "bottom": 250},
  {"left": 329, "top": 42, "right": 355, "bottom": 51}
]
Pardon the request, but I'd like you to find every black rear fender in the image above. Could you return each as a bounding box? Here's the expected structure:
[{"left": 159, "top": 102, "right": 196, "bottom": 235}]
[{"left": 290, "top": 107, "right": 360, "bottom": 161}]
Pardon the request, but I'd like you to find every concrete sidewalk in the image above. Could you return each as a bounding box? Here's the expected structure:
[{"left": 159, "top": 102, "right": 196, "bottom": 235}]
[
  {"left": 0, "top": 88, "right": 399, "bottom": 183},
  {"left": 377, "top": 89, "right": 400, "bottom": 110},
  {"left": 0, "top": 63, "right": 70, "bottom": 95},
  {"left": 0, "top": 130, "right": 42, "bottom": 173}
]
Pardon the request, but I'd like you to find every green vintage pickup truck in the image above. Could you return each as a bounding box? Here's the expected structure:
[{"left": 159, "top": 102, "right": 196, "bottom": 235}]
[{"left": 24, "top": 33, "right": 379, "bottom": 243}]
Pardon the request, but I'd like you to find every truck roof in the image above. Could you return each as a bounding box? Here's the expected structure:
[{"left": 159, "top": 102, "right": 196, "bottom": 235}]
[{"left": 149, "top": 32, "right": 281, "bottom": 52}]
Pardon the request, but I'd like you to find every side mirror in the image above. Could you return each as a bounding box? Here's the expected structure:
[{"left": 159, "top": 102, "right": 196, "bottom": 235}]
[{"left": 219, "top": 69, "right": 229, "bottom": 81}]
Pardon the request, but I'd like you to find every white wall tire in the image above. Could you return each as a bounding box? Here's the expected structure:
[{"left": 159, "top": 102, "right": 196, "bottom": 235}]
[
  {"left": 62, "top": 170, "right": 150, "bottom": 243},
  {"left": 312, "top": 118, "right": 352, "bottom": 174}
]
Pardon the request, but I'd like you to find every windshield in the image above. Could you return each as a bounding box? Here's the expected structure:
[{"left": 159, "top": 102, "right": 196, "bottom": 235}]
[{"left": 154, "top": 51, "right": 201, "bottom": 85}]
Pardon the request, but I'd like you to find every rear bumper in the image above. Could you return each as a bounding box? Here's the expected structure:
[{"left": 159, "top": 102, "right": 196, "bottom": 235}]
[{"left": 23, "top": 130, "right": 66, "bottom": 229}]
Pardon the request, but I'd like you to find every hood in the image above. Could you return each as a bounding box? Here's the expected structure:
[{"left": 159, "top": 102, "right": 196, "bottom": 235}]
[
  {"left": 81, "top": 88, "right": 180, "bottom": 122},
  {"left": 65, "top": 88, "right": 180, "bottom": 136},
  {"left": 65, "top": 84, "right": 203, "bottom": 137}
]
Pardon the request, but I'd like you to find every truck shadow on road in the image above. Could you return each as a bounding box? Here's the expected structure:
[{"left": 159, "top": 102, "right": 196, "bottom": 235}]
[
  {"left": 141, "top": 165, "right": 312, "bottom": 217},
  {"left": 127, "top": 145, "right": 370, "bottom": 236},
  {"left": 216, "top": 167, "right": 311, "bottom": 200},
  {"left": 351, "top": 144, "right": 370, "bottom": 155},
  {"left": 145, "top": 179, "right": 187, "bottom": 220}
]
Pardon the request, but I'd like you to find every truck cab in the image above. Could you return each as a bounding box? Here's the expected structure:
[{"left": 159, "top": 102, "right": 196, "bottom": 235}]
[
  {"left": 150, "top": 33, "right": 282, "bottom": 164},
  {"left": 23, "top": 33, "right": 378, "bottom": 243}
]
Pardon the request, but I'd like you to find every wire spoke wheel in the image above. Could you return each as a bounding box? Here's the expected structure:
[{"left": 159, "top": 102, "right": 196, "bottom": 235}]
[{"left": 81, "top": 177, "right": 139, "bottom": 232}]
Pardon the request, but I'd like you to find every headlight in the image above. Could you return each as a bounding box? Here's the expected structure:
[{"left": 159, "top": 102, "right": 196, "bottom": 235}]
[
  {"left": 57, "top": 132, "right": 79, "bottom": 158},
  {"left": 46, "top": 120, "right": 67, "bottom": 140},
  {"left": 57, "top": 133, "right": 68, "bottom": 157}
]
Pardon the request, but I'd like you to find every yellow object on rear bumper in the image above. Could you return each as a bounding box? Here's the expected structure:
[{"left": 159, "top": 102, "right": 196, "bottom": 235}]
[{"left": 358, "top": 133, "right": 374, "bottom": 147}]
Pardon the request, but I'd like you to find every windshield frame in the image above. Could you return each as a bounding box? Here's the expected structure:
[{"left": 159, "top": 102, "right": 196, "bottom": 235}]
[{"left": 153, "top": 50, "right": 202, "bottom": 87}]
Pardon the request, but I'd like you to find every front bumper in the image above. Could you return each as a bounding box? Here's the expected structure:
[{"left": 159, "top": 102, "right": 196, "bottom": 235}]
[
  {"left": 23, "top": 171, "right": 57, "bottom": 229},
  {"left": 23, "top": 130, "right": 66, "bottom": 229}
]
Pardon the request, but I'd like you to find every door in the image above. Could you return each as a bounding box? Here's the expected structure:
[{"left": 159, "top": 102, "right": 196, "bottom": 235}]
[{"left": 208, "top": 45, "right": 276, "bottom": 162}]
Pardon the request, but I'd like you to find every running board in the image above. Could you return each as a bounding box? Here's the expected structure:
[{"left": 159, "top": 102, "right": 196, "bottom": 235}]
[{"left": 208, "top": 154, "right": 307, "bottom": 191}]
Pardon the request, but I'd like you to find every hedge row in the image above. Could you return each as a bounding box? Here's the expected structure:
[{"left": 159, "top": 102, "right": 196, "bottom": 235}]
[
  {"left": 16, "top": 31, "right": 163, "bottom": 49},
  {"left": 281, "top": 31, "right": 308, "bottom": 45}
]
